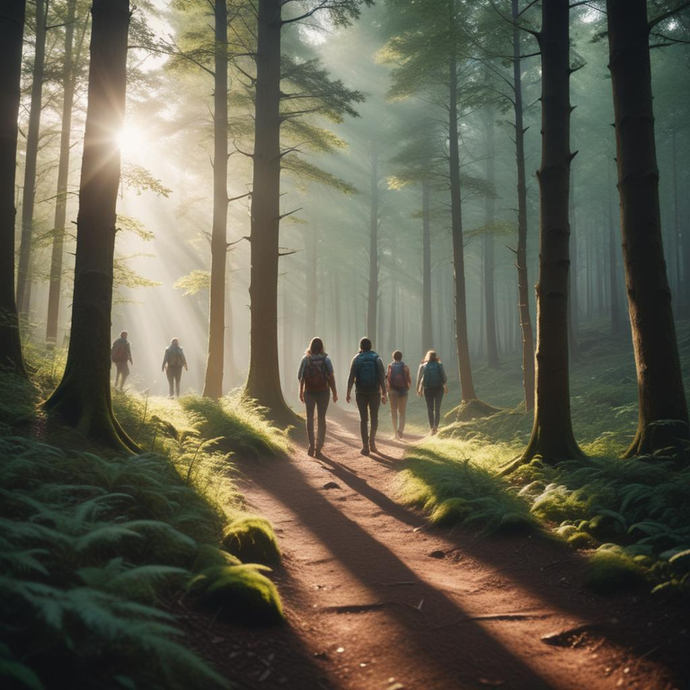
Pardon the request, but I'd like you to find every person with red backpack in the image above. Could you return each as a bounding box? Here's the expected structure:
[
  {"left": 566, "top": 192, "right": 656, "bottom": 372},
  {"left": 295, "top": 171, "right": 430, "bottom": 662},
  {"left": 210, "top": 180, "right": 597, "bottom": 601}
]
[
  {"left": 111, "top": 330, "right": 133, "bottom": 391},
  {"left": 386, "top": 350, "right": 411, "bottom": 440},
  {"left": 298, "top": 337, "right": 338, "bottom": 457},
  {"left": 346, "top": 337, "right": 387, "bottom": 456},
  {"left": 416, "top": 350, "right": 448, "bottom": 435}
]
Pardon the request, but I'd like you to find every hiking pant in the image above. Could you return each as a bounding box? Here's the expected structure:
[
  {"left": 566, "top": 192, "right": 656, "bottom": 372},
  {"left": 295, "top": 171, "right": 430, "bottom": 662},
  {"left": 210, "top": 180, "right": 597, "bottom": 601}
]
[
  {"left": 114, "top": 361, "right": 129, "bottom": 389},
  {"left": 388, "top": 390, "right": 408, "bottom": 435},
  {"left": 166, "top": 366, "right": 182, "bottom": 397},
  {"left": 304, "top": 390, "right": 330, "bottom": 450},
  {"left": 356, "top": 391, "right": 381, "bottom": 447},
  {"left": 424, "top": 387, "right": 444, "bottom": 429}
]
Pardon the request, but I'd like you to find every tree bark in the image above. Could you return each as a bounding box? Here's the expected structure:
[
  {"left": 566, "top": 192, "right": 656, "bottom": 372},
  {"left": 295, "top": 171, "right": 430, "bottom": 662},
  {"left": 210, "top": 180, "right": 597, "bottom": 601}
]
[
  {"left": 202, "top": 0, "right": 228, "bottom": 398},
  {"left": 246, "top": 0, "right": 294, "bottom": 423},
  {"left": 367, "top": 142, "right": 379, "bottom": 341},
  {"left": 484, "top": 109, "right": 500, "bottom": 368},
  {"left": 449, "top": 51, "right": 478, "bottom": 402},
  {"left": 0, "top": 0, "right": 27, "bottom": 374},
  {"left": 45, "top": 0, "right": 136, "bottom": 452},
  {"left": 16, "top": 0, "right": 48, "bottom": 316},
  {"left": 512, "top": 0, "right": 535, "bottom": 411},
  {"left": 306, "top": 226, "right": 317, "bottom": 336},
  {"left": 608, "top": 159, "right": 622, "bottom": 334},
  {"left": 521, "top": 0, "right": 583, "bottom": 464},
  {"left": 607, "top": 0, "right": 689, "bottom": 455},
  {"left": 421, "top": 180, "right": 433, "bottom": 353},
  {"left": 46, "top": 0, "right": 79, "bottom": 344},
  {"left": 568, "top": 168, "right": 579, "bottom": 357}
]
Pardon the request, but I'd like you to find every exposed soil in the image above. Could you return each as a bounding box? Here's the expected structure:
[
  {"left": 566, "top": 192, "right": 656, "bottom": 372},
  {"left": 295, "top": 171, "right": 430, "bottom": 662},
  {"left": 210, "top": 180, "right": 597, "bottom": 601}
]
[{"left": 179, "top": 410, "right": 690, "bottom": 690}]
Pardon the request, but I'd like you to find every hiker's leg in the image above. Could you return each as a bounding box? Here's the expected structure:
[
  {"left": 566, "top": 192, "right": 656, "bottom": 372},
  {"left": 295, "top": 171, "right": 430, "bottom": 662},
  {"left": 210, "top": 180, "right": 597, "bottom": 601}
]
[
  {"left": 434, "top": 389, "right": 444, "bottom": 428},
  {"left": 120, "top": 363, "right": 129, "bottom": 389},
  {"left": 304, "top": 393, "right": 317, "bottom": 449},
  {"left": 174, "top": 369, "right": 182, "bottom": 397},
  {"left": 316, "top": 391, "right": 330, "bottom": 449},
  {"left": 424, "top": 389, "right": 435, "bottom": 428},
  {"left": 389, "top": 390, "right": 399, "bottom": 432},
  {"left": 115, "top": 366, "right": 120, "bottom": 388},
  {"left": 355, "top": 393, "right": 369, "bottom": 446},
  {"left": 369, "top": 393, "right": 381, "bottom": 443},
  {"left": 398, "top": 393, "right": 408, "bottom": 434},
  {"left": 166, "top": 368, "right": 174, "bottom": 397}
]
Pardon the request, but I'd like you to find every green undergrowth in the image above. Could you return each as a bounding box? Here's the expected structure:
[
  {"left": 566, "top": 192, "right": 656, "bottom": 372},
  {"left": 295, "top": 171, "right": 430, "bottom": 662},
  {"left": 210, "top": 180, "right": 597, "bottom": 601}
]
[
  {"left": 399, "top": 434, "right": 690, "bottom": 598},
  {"left": 0, "top": 351, "right": 287, "bottom": 690}
]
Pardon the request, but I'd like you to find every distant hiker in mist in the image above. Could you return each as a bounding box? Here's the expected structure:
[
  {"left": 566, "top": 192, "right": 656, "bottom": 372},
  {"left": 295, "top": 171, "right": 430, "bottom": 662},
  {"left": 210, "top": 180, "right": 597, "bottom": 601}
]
[
  {"left": 111, "top": 331, "right": 133, "bottom": 391},
  {"left": 387, "top": 350, "right": 412, "bottom": 441},
  {"left": 298, "top": 337, "right": 338, "bottom": 458},
  {"left": 346, "top": 337, "right": 387, "bottom": 456},
  {"left": 417, "top": 350, "right": 448, "bottom": 436},
  {"left": 162, "top": 338, "right": 188, "bottom": 398}
]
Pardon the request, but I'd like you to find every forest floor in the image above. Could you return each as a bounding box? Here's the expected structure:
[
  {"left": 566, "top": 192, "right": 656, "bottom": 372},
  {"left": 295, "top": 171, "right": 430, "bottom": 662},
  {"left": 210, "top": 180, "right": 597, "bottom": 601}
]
[{"left": 177, "top": 407, "right": 689, "bottom": 690}]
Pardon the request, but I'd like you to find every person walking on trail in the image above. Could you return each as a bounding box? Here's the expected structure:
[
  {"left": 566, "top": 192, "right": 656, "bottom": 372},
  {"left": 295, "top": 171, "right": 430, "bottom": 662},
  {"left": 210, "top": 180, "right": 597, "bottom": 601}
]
[
  {"left": 387, "top": 350, "right": 411, "bottom": 441},
  {"left": 111, "top": 331, "right": 133, "bottom": 391},
  {"left": 298, "top": 337, "right": 338, "bottom": 458},
  {"left": 346, "top": 337, "right": 387, "bottom": 456},
  {"left": 417, "top": 350, "right": 448, "bottom": 436},
  {"left": 162, "top": 338, "right": 188, "bottom": 398}
]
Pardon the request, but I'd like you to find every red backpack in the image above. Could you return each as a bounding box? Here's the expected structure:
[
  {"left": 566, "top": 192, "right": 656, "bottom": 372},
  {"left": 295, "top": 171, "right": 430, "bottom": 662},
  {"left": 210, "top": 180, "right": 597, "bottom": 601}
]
[{"left": 303, "top": 356, "right": 329, "bottom": 392}]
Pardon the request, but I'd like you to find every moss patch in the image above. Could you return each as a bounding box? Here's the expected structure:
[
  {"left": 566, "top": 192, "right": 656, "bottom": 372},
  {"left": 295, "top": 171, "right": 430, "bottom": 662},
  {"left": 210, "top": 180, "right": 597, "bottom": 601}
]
[{"left": 222, "top": 516, "right": 281, "bottom": 565}]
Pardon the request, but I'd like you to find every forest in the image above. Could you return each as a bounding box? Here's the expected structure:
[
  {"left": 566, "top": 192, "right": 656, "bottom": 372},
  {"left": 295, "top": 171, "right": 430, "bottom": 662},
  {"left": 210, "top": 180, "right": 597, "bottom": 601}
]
[{"left": 2, "top": 0, "right": 690, "bottom": 688}]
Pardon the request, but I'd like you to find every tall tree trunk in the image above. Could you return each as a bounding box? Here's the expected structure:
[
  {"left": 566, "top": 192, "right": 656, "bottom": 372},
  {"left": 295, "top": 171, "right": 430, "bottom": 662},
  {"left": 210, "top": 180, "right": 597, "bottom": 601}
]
[
  {"left": 521, "top": 0, "right": 583, "bottom": 464},
  {"left": 16, "top": 0, "right": 48, "bottom": 316},
  {"left": 512, "top": 0, "right": 535, "bottom": 411},
  {"left": 388, "top": 245, "right": 398, "bottom": 356},
  {"left": 568, "top": 168, "right": 579, "bottom": 357},
  {"left": 422, "top": 180, "right": 433, "bottom": 353},
  {"left": 0, "top": 0, "right": 27, "bottom": 374},
  {"left": 45, "top": 0, "right": 136, "bottom": 452},
  {"left": 202, "top": 0, "right": 228, "bottom": 398},
  {"left": 367, "top": 142, "right": 379, "bottom": 341},
  {"left": 246, "top": 0, "right": 293, "bottom": 422},
  {"left": 608, "top": 159, "right": 622, "bottom": 334},
  {"left": 671, "top": 130, "right": 681, "bottom": 303},
  {"left": 484, "top": 109, "right": 500, "bottom": 368},
  {"left": 449, "top": 51, "right": 478, "bottom": 402},
  {"left": 46, "top": 0, "right": 79, "bottom": 344},
  {"left": 607, "top": 0, "right": 689, "bottom": 455}
]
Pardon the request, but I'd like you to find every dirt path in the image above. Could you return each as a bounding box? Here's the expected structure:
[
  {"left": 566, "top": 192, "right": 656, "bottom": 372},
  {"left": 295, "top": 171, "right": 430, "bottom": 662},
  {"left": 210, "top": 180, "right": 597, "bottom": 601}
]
[{"left": 184, "top": 410, "right": 687, "bottom": 690}]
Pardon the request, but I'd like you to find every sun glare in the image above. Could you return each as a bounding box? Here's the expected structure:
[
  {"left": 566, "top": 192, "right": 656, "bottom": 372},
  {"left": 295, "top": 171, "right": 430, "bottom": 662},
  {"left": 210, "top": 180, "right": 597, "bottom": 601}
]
[{"left": 116, "top": 124, "right": 147, "bottom": 159}]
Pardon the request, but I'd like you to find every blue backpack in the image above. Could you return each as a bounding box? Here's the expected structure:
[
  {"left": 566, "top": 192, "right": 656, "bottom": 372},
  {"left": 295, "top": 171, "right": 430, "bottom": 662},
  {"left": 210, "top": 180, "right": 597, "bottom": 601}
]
[
  {"left": 423, "top": 361, "right": 443, "bottom": 389},
  {"left": 356, "top": 351, "right": 379, "bottom": 389}
]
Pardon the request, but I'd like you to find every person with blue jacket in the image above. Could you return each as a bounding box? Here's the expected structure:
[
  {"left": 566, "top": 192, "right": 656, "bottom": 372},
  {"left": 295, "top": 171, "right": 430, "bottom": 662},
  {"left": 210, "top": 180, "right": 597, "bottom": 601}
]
[
  {"left": 346, "top": 337, "right": 387, "bottom": 456},
  {"left": 416, "top": 350, "right": 448, "bottom": 435}
]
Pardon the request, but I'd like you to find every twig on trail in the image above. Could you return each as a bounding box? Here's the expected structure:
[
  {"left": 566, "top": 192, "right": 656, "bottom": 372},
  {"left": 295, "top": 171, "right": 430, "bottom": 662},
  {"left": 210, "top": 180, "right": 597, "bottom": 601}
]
[
  {"left": 319, "top": 603, "right": 384, "bottom": 614},
  {"left": 541, "top": 622, "right": 602, "bottom": 646}
]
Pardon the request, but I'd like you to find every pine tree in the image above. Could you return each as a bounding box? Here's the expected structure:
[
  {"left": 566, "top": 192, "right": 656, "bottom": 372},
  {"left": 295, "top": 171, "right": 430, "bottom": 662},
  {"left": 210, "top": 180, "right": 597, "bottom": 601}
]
[{"left": 0, "top": 0, "right": 27, "bottom": 374}]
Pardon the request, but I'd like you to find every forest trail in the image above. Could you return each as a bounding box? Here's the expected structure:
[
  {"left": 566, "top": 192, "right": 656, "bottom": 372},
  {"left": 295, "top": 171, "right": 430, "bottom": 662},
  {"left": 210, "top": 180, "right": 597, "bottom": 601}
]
[{"left": 187, "top": 410, "right": 685, "bottom": 690}]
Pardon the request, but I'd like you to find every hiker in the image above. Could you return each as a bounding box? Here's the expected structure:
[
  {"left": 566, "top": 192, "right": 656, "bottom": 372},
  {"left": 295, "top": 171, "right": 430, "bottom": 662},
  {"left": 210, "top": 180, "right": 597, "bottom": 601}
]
[
  {"left": 386, "top": 350, "right": 411, "bottom": 440},
  {"left": 111, "top": 330, "right": 133, "bottom": 391},
  {"left": 161, "top": 337, "right": 188, "bottom": 398},
  {"left": 416, "top": 350, "right": 448, "bottom": 435},
  {"left": 298, "top": 337, "right": 338, "bottom": 458},
  {"left": 346, "top": 338, "right": 387, "bottom": 456}
]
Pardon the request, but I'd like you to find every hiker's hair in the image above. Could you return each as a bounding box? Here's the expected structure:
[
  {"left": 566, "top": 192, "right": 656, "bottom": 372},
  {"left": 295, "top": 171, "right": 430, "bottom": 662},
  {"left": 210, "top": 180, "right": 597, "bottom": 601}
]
[
  {"left": 422, "top": 350, "right": 440, "bottom": 363},
  {"left": 359, "top": 337, "right": 372, "bottom": 352},
  {"left": 120, "top": 330, "right": 128, "bottom": 338},
  {"left": 171, "top": 337, "right": 179, "bottom": 347},
  {"left": 392, "top": 350, "right": 403, "bottom": 361},
  {"left": 306, "top": 337, "right": 324, "bottom": 356}
]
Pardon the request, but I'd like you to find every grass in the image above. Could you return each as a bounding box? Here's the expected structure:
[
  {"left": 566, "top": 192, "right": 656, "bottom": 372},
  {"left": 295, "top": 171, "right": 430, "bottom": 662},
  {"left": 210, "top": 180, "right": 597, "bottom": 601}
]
[
  {"left": 0, "top": 345, "right": 291, "bottom": 690},
  {"left": 396, "top": 320, "right": 690, "bottom": 598}
]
